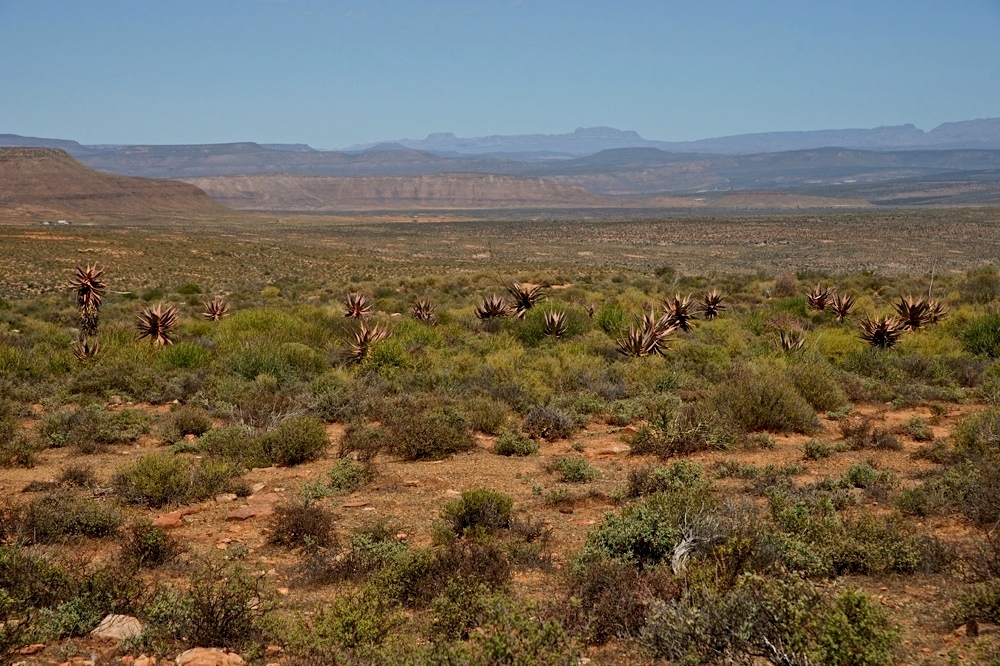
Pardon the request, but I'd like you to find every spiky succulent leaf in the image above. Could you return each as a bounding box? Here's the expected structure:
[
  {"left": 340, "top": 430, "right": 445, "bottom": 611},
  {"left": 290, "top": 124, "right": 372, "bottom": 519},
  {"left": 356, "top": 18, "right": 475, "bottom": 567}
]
[
  {"left": 807, "top": 285, "right": 832, "bottom": 311},
  {"left": 506, "top": 282, "right": 546, "bottom": 318},
  {"left": 348, "top": 321, "right": 391, "bottom": 364},
  {"left": 779, "top": 330, "right": 805, "bottom": 352},
  {"left": 411, "top": 298, "right": 437, "bottom": 323},
  {"left": 136, "top": 304, "right": 178, "bottom": 346},
  {"left": 543, "top": 310, "right": 568, "bottom": 339},
  {"left": 663, "top": 294, "right": 697, "bottom": 332},
  {"left": 476, "top": 294, "right": 510, "bottom": 320},
  {"left": 70, "top": 337, "right": 100, "bottom": 363},
  {"left": 343, "top": 292, "right": 373, "bottom": 319},
  {"left": 893, "top": 296, "right": 932, "bottom": 331},
  {"left": 859, "top": 315, "right": 905, "bottom": 349},
  {"left": 701, "top": 289, "right": 725, "bottom": 319},
  {"left": 201, "top": 297, "right": 230, "bottom": 321},
  {"left": 69, "top": 264, "right": 107, "bottom": 311},
  {"left": 831, "top": 293, "right": 856, "bottom": 322}
]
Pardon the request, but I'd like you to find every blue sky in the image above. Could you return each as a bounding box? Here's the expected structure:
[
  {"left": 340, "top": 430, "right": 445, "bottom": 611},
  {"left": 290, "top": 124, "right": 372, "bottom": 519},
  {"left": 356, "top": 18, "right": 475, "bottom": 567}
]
[{"left": 1, "top": 0, "right": 998, "bottom": 147}]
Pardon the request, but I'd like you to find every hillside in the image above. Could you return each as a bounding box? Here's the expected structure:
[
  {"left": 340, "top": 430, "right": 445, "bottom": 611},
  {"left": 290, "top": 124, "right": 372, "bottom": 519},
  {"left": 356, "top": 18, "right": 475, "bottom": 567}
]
[
  {"left": 184, "top": 172, "right": 622, "bottom": 211},
  {"left": 0, "top": 148, "right": 228, "bottom": 217}
]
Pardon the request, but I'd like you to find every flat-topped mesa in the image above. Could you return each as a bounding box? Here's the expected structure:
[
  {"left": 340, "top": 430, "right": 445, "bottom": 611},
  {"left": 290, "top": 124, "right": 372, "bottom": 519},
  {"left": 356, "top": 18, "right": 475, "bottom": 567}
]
[{"left": 0, "top": 147, "right": 227, "bottom": 217}]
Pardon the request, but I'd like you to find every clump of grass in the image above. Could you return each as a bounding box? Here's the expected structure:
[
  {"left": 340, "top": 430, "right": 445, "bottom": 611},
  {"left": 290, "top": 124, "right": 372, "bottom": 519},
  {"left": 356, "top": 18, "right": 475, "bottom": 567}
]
[
  {"left": 17, "top": 493, "right": 123, "bottom": 543},
  {"left": 120, "top": 519, "right": 179, "bottom": 567},
  {"left": 626, "top": 461, "right": 707, "bottom": 498},
  {"left": 157, "top": 404, "right": 212, "bottom": 443},
  {"left": 39, "top": 405, "right": 151, "bottom": 453},
  {"left": 711, "top": 364, "right": 819, "bottom": 434},
  {"left": 523, "top": 406, "right": 578, "bottom": 441},
  {"left": 493, "top": 430, "right": 539, "bottom": 456},
  {"left": 548, "top": 455, "right": 599, "bottom": 483}
]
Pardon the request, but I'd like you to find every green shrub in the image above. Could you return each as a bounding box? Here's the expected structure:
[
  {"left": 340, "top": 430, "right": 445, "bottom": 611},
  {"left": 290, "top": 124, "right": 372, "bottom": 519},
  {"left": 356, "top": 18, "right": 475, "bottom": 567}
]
[
  {"left": 328, "top": 458, "right": 375, "bottom": 492},
  {"left": 441, "top": 489, "right": 513, "bottom": 537},
  {"left": 257, "top": 416, "right": 328, "bottom": 466},
  {"left": 157, "top": 404, "right": 212, "bottom": 443},
  {"left": 626, "top": 402, "right": 735, "bottom": 457},
  {"left": 963, "top": 313, "right": 1000, "bottom": 358},
  {"left": 951, "top": 408, "right": 1000, "bottom": 458},
  {"left": 787, "top": 360, "right": 849, "bottom": 413},
  {"left": 338, "top": 422, "right": 390, "bottom": 463},
  {"left": 579, "top": 493, "right": 689, "bottom": 569},
  {"left": 903, "top": 415, "right": 933, "bottom": 441},
  {"left": 462, "top": 396, "right": 510, "bottom": 435},
  {"left": 596, "top": 303, "right": 627, "bottom": 336},
  {"left": 548, "top": 455, "right": 599, "bottom": 483},
  {"left": 953, "top": 580, "right": 1000, "bottom": 626},
  {"left": 286, "top": 591, "right": 399, "bottom": 657},
  {"left": 385, "top": 403, "right": 474, "bottom": 461},
  {"left": 522, "top": 406, "right": 578, "bottom": 441},
  {"left": 492, "top": 429, "right": 538, "bottom": 456},
  {"left": 431, "top": 578, "right": 506, "bottom": 641},
  {"left": 112, "top": 454, "right": 241, "bottom": 507},
  {"left": 626, "top": 461, "right": 707, "bottom": 498},
  {"left": 804, "top": 439, "right": 832, "bottom": 460},
  {"left": 160, "top": 342, "right": 211, "bottom": 369},
  {"left": 145, "top": 559, "right": 271, "bottom": 650},
  {"left": 18, "top": 494, "right": 122, "bottom": 543},
  {"left": 841, "top": 463, "right": 896, "bottom": 492},
  {"left": 818, "top": 588, "right": 899, "bottom": 666},
  {"left": 39, "top": 406, "right": 151, "bottom": 453},
  {"left": 120, "top": 520, "right": 178, "bottom": 567},
  {"left": 712, "top": 364, "right": 819, "bottom": 434},
  {"left": 197, "top": 426, "right": 255, "bottom": 466}
]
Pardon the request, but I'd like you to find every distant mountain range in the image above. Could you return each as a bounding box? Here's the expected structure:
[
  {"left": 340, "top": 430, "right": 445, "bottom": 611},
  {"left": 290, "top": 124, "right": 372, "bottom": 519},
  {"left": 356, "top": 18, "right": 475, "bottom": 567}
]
[
  {"left": 4, "top": 119, "right": 1000, "bottom": 211},
  {"left": 344, "top": 119, "right": 1000, "bottom": 156}
]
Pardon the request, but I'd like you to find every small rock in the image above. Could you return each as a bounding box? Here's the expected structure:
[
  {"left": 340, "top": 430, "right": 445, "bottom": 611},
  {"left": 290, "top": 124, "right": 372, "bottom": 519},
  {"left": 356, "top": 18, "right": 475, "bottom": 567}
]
[
  {"left": 135, "top": 656, "right": 158, "bottom": 666},
  {"left": 226, "top": 506, "right": 273, "bottom": 521},
  {"left": 265, "top": 645, "right": 283, "bottom": 655},
  {"left": 250, "top": 483, "right": 267, "bottom": 493},
  {"left": 341, "top": 501, "right": 369, "bottom": 508},
  {"left": 175, "top": 647, "right": 245, "bottom": 666},
  {"left": 153, "top": 512, "right": 185, "bottom": 528},
  {"left": 109, "top": 395, "right": 123, "bottom": 405},
  {"left": 248, "top": 492, "right": 281, "bottom": 505},
  {"left": 403, "top": 480, "right": 419, "bottom": 487},
  {"left": 19, "top": 643, "right": 46, "bottom": 655},
  {"left": 91, "top": 613, "right": 144, "bottom": 641},
  {"left": 396, "top": 532, "right": 408, "bottom": 540},
  {"left": 277, "top": 587, "right": 289, "bottom": 595},
  {"left": 215, "top": 493, "right": 237, "bottom": 503},
  {"left": 184, "top": 433, "right": 197, "bottom": 443},
  {"left": 446, "top": 489, "right": 462, "bottom": 496}
]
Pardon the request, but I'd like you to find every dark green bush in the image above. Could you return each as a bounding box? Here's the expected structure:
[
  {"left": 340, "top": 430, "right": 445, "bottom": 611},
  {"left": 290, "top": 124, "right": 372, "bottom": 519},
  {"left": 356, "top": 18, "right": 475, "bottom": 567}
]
[
  {"left": 787, "top": 360, "right": 849, "bottom": 413},
  {"left": 257, "top": 415, "right": 329, "bottom": 466},
  {"left": 286, "top": 591, "right": 399, "bottom": 658},
  {"left": 803, "top": 439, "right": 832, "bottom": 460},
  {"left": 462, "top": 396, "right": 510, "bottom": 435},
  {"left": 626, "top": 402, "right": 735, "bottom": 456},
  {"left": 579, "top": 494, "right": 688, "bottom": 569},
  {"left": 951, "top": 408, "right": 1000, "bottom": 458},
  {"left": 441, "top": 488, "right": 513, "bottom": 537},
  {"left": 712, "top": 364, "right": 819, "bottom": 434},
  {"left": 157, "top": 404, "right": 212, "bottom": 443},
  {"left": 626, "top": 461, "right": 708, "bottom": 498},
  {"left": 17, "top": 494, "right": 122, "bottom": 543},
  {"left": 492, "top": 429, "right": 539, "bottom": 456},
  {"left": 818, "top": 588, "right": 899, "bottom": 666},
  {"left": 963, "top": 313, "right": 1000, "bottom": 358},
  {"left": 39, "top": 406, "right": 151, "bottom": 453},
  {"left": 112, "top": 454, "right": 241, "bottom": 507}
]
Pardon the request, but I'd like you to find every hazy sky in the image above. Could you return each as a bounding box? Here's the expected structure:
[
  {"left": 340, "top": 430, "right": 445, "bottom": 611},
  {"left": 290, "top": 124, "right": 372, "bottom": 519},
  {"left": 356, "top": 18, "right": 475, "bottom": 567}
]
[{"left": 1, "top": 0, "right": 998, "bottom": 147}]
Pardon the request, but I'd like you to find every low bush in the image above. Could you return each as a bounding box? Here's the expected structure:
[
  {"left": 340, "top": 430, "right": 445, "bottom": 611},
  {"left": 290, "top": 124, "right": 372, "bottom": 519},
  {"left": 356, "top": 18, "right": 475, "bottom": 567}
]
[
  {"left": 818, "top": 589, "right": 900, "bottom": 666},
  {"left": 39, "top": 406, "right": 151, "bottom": 453},
  {"left": 626, "top": 461, "right": 708, "bottom": 498},
  {"left": 338, "top": 422, "right": 390, "bottom": 462},
  {"left": 431, "top": 577, "right": 507, "bottom": 641},
  {"left": 327, "top": 458, "right": 375, "bottom": 492},
  {"left": 157, "top": 404, "right": 212, "bottom": 443},
  {"left": 492, "top": 429, "right": 539, "bottom": 456},
  {"left": 548, "top": 455, "right": 599, "bottom": 483},
  {"left": 787, "top": 360, "right": 849, "bottom": 413},
  {"left": 440, "top": 488, "right": 513, "bottom": 537},
  {"left": 840, "top": 416, "right": 902, "bottom": 451},
  {"left": 523, "top": 406, "right": 578, "bottom": 441},
  {"left": 145, "top": 559, "right": 271, "bottom": 650},
  {"left": 579, "top": 493, "right": 690, "bottom": 570},
  {"left": 112, "top": 453, "right": 241, "bottom": 507},
  {"left": 384, "top": 402, "right": 474, "bottom": 461},
  {"left": 712, "top": 364, "right": 819, "bottom": 434},
  {"left": 257, "top": 415, "right": 329, "bottom": 466},
  {"left": 803, "top": 439, "right": 832, "bottom": 460},
  {"left": 120, "top": 519, "right": 179, "bottom": 567},
  {"left": 963, "top": 313, "right": 1000, "bottom": 358},
  {"left": 17, "top": 493, "right": 122, "bottom": 543},
  {"left": 626, "top": 402, "right": 735, "bottom": 457},
  {"left": 269, "top": 503, "right": 336, "bottom": 551},
  {"left": 903, "top": 415, "right": 933, "bottom": 441},
  {"left": 462, "top": 396, "right": 510, "bottom": 435},
  {"left": 285, "top": 591, "right": 400, "bottom": 658},
  {"left": 58, "top": 463, "right": 96, "bottom": 487},
  {"left": 951, "top": 408, "right": 1000, "bottom": 458}
]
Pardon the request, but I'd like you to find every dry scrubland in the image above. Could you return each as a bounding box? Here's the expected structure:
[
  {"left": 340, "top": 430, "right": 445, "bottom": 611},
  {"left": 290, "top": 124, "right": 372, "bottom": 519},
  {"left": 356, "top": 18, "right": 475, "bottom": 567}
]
[{"left": 1, "top": 209, "right": 1000, "bottom": 665}]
